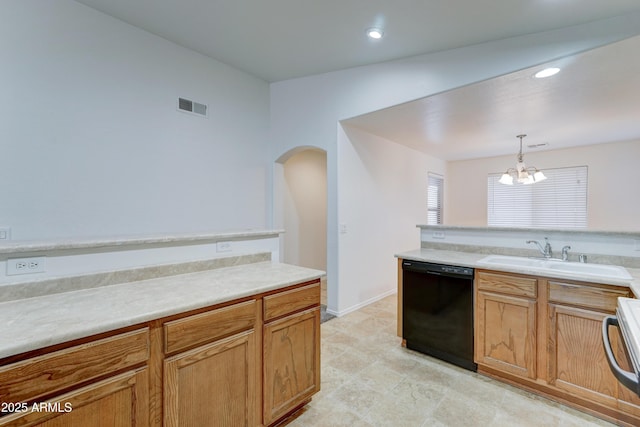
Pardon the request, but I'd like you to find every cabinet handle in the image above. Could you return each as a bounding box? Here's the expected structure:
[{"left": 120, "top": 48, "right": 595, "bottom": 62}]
[{"left": 602, "top": 315, "right": 640, "bottom": 396}]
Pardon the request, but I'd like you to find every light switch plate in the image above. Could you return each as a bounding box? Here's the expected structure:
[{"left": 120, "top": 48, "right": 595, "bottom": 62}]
[{"left": 0, "top": 227, "right": 10, "bottom": 240}]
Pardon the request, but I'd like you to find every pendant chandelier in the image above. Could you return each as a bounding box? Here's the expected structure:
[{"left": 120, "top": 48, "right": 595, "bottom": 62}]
[{"left": 498, "top": 134, "right": 547, "bottom": 185}]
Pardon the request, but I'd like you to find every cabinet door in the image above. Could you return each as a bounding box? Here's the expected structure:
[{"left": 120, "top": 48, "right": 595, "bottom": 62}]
[
  {"left": 263, "top": 307, "right": 320, "bottom": 426},
  {"left": 548, "top": 304, "right": 618, "bottom": 408},
  {"left": 0, "top": 369, "right": 148, "bottom": 427},
  {"left": 476, "top": 291, "right": 536, "bottom": 379},
  {"left": 164, "top": 330, "right": 256, "bottom": 427}
]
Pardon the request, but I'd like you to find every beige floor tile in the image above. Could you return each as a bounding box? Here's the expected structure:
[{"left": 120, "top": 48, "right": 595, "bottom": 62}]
[
  {"left": 289, "top": 294, "right": 618, "bottom": 427},
  {"left": 325, "top": 347, "right": 379, "bottom": 375},
  {"left": 329, "top": 380, "right": 387, "bottom": 417},
  {"left": 375, "top": 347, "right": 421, "bottom": 374},
  {"left": 432, "top": 390, "right": 499, "bottom": 427},
  {"left": 354, "top": 361, "right": 406, "bottom": 391}
]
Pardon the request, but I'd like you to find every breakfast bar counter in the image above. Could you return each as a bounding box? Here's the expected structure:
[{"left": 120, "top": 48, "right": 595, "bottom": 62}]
[{"left": 0, "top": 260, "right": 325, "bottom": 359}]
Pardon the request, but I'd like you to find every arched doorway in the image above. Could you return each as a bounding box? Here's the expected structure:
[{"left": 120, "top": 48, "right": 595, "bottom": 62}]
[{"left": 275, "top": 147, "right": 328, "bottom": 311}]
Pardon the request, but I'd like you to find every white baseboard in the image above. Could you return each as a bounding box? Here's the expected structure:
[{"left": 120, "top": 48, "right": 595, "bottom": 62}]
[{"left": 326, "top": 288, "right": 397, "bottom": 317}]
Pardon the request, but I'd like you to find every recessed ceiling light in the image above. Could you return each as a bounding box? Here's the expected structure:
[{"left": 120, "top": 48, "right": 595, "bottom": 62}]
[
  {"left": 366, "top": 28, "right": 384, "bottom": 40},
  {"left": 534, "top": 67, "right": 560, "bottom": 78}
]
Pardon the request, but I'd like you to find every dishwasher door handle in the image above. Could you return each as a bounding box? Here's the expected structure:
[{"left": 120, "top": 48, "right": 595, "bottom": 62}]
[{"left": 602, "top": 315, "right": 640, "bottom": 396}]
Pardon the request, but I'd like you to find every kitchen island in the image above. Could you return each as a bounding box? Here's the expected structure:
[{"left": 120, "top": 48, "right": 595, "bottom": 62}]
[{"left": 0, "top": 256, "right": 324, "bottom": 427}]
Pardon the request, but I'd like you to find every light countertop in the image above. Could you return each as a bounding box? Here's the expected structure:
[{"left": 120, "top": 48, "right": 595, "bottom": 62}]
[
  {"left": 0, "top": 261, "right": 324, "bottom": 359},
  {"left": 0, "top": 229, "right": 283, "bottom": 255},
  {"left": 396, "top": 248, "right": 640, "bottom": 297}
]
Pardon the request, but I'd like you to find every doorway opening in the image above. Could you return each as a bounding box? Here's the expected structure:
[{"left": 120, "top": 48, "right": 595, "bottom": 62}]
[{"left": 275, "top": 147, "right": 329, "bottom": 317}]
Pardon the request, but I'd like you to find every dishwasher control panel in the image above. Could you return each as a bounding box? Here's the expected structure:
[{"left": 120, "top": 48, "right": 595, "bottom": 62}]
[{"left": 402, "top": 260, "right": 473, "bottom": 277}]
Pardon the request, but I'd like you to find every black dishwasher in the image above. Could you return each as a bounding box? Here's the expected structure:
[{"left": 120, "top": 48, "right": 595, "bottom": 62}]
[{"left": 402, "top": 260, "right": 476, "bottom": 371}]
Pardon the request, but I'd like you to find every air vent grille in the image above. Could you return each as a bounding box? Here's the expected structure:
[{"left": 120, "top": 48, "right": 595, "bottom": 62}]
[
  {"left": 178, "top": 97, "right": 208, "bottom": 117},
  {"left": 527, "top": 143, "right": 549, "bottom": 149}
]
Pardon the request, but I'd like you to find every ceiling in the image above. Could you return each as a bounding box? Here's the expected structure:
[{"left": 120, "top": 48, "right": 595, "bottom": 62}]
[
  {"left": 73, "top": 0, "right": 640, "bottom": 82},
  {"left": 344, "top": 35, "right": 640, "bottom": 161},
  {"left": 71, "top": 1, "right": 640, "bottom": 160}
]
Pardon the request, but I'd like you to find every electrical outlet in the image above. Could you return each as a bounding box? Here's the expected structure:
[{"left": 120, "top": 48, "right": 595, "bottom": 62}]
[
  {"left": 432, "top": 231, "right": 445, "bottom": 239},
  {"left": 216, "top": 241, "right": 233, "bottom": 253},
  {"left": 7, "top": 256, "right": 46, "bottom": 275}
]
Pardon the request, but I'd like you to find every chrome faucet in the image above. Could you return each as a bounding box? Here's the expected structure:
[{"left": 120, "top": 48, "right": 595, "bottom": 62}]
[
  {"left": 561, "top": 245, "right": 571, "bottom": 261},
  {"left": 527, "top": 237, "right": 552, "bottom": 258}
]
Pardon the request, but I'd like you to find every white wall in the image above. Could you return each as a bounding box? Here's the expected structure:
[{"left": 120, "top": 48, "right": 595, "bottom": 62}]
[
  {"left": 420, "top": 226, "right": 640, "bottom": 262},
  {"left": 0, "top": 0, "right": 270, "bottom": 241},
  {"left": 281, "top": 149, "right": 327, "bottom": 271},
  {"left": 270, "top": 14, "right": 640, "bottom": 315},
  {"left": 446, "top": 139, "right": 640, "bottom": 231},
  {"left": 0, "top": 235, "right": 280, "bottom": 285},
  {"left": 336, "top": 125, "right": 446, "bottom": 314}
]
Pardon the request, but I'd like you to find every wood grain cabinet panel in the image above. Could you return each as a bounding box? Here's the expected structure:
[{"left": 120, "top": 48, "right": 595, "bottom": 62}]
[
  {"left": 163, "top": 299, "right": 256, "bottom": 354},
  {"left": 476, "top": 291, "right": 536, "bottom": 379},
  {"left": 547, "top": 304, "right": 619, "bottom": 407},
  {"left": 263, "top": 282, "right": 320, "bottom": 322},
  {"left": 548, "top": 281, "right": 629, "bottom": 312},
  {"left": 0, "top": 279, "right": 321, "bottom": 427},
  {"left": 0, "top": 369, "right": 149, "bottom": 427},
  {"left": 164, "top": 330, "right": 256, "bottom": 427},
  {"left": 477, "top": 271, "right": 537, "bottom": 298},
  {"left": 475, "top": 269, "right": 640, "bottom": 424},
  {"left": 263, "top": 307, "right": 320, "bottom": 426},
  {"left": 0, "top": 328, "right": 149, "bottom": 405}
]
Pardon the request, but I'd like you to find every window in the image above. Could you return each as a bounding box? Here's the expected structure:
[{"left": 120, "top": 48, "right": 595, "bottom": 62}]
[
  {"left": 428, "top": 173, "right": 444, "bottom": 225},
  {"left": 487, "top": 166, "right": 588, "bottom": 228}
]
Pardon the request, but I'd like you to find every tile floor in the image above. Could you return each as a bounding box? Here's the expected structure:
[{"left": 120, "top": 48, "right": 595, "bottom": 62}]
[{"left": 289, "top": 294, "right": 616, "bottom": 427}]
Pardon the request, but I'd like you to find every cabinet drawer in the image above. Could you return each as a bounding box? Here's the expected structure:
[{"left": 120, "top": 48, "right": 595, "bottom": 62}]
[
  {"left": 477, "top": 271, "right": 537, "bottom": 298},
  {"left": 548, "top": 281, "right": 629, "bottom": 312},
  {"left": 164, "top": 299, "right": 256, "bottom": 354},
  {"left": 0, "top": 328, "right": 149, "bottom": 404},
  {"left": 264, "top": 281, "right": 320, "bottom": 322}
]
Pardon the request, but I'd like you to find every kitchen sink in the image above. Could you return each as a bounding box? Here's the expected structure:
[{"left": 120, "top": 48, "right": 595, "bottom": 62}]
[
  {"left": 477, "top": 255, "right": 633, "bottom": 281},
  {"left": 478, "top": 255, "right": 545, "bottom": 268}
]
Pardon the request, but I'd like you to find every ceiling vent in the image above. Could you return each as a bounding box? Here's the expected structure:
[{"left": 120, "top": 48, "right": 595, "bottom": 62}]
[
  {"left": 527, "top": 143, "right": 549, "bottom": 149},
  {"left": 178, "top": 97, "right": 208, "bottom": 118}
]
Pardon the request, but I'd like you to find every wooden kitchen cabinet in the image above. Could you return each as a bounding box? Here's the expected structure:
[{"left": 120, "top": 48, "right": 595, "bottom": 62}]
[
  {"left": 0, "top": 279, "right": 322, "bottom": 427},
  {"left": 163, "top": 299, "right": 258, "bottom": 427},
  {"left": 0, "top": 369, "right": 149, "bottom": 427},
  {"left": 547, "top": 280, "right": 628, "bottom": 408},
  {"left": 263, "top": 283, "right": 320, "bottom": 426},
  {"left": 547, "top": 279, "right": 640, "bottom": 420},
  {"left": 547, "top": 303, "right": 619, "bottom": 407},
  {"left": 0, "top": 329, "right": 150, "bottom": 427},
  {"left": 164, "top": 330, "right": 256, "bottom": 427},
  {"left": 476, "top": 270, "right": 640, "bottom": 425},
  {"left": 476, "top": 290, "right": 537, "bottom": 379},
  {"left": 475, "top": 271, "right": 537, "bottom": 379}
]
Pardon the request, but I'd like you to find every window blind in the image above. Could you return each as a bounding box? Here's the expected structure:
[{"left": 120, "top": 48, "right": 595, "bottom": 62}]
[
  {"left": 487, "top": 166, "right": 587, "bottom": 228},
  {"left": 428, "top": 173, "right": 444, "bottom": 225}
]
